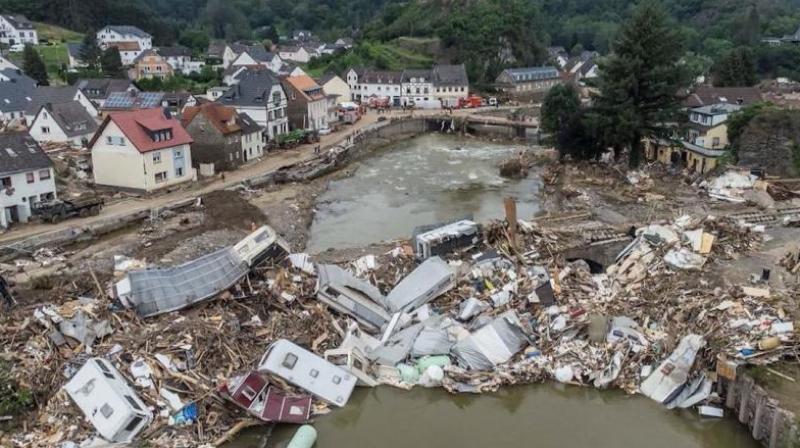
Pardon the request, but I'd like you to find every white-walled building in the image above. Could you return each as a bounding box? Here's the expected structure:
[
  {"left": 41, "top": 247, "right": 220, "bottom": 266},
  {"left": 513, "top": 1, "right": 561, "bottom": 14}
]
[
  {"left": 24, "top": 86, "right": 99, "bottom": 124},
  {"left": 318, "top": 73, "right": 351, "bottom": 105},
  {"left": 97, "top": 26, "right": 152, "bottom": 65},
  {"left": 90, "top": 108, "right": 194, "bottom": 192},
  {"left": 0, "top": 132, "right": 56, "bottom": 228},
  {"left": 346, "top": 68, "right": 402, "bottom": 106},
  {"left": 216, "top": 69, "right": 289, "bottom": 140},
  {"left": 155, "top": 46, "right": 205, "bottom": 75},
  {"left": 0, "top": 68, "right": 37, "bottom": 124},
  {"left": 277, "top": 45, "right": 311, "bottom": 64},
  {"left": 0, "top": 15, "right": 37, "bottom": 45},
  {"left": 28, "top": 102, "right": 99, "bottom": 148}
]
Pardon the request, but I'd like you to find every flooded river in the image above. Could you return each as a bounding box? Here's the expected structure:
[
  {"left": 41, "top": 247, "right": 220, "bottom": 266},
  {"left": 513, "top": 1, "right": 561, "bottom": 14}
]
[
  {"left": 232, "top": 386, "right": 757, "bottom": 448},
  {"left": 307, "top": 134, "right": 541, "bottom": 252},
  {"left": 235, "top": 133, "right": 759, "bottom": 448}
]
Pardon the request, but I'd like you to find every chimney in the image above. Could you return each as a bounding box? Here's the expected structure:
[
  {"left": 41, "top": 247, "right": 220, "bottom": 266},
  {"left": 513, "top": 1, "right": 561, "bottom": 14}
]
[
  {"left": 163, "top": 107, "right": 172, "bottom": 119},
  {"left": 129, "top": 90, "right": 137, "bottom": 97}
]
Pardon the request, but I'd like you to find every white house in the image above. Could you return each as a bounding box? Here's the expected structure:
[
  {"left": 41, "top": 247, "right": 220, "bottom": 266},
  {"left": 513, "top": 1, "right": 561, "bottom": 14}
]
[
  {"left": 318, "top": 73, "right": 351, "bottom": 105},
  {"left": 277, "top": 45, "right": 311, "bottom": 64},
  {"left": 0, "top": 69, "right": 37, "bottom": 124},
  {"left": 216, "top": 68, "right": 289, "bottom": 140},
  {"left": 24, "top": 86, "right": 99, "bottom": 124},
  {"left": 97, "top": 26, "right": 152, "bottom": 65},
  {"left": 97, "top": 25, "right": 152, "bottom": 50},
  {"left": 0, "top": 55, "right": 19, "bottom": 71},
  {"left": 63, "top": 358, "right": 151, "bottom": 443},
  {"left": 400, "top": 69, "right": 434, "bottom": 107},
  {"left": 0, "top": 15, "right": 37, "bottom": 46},
  {"left": 156, "top": 46, "right": 205, "bottom": 75},
  {"left": 0, "top": 132, "right": 56, "bottom": 228},
  {"left": 346, "top": 68, "right": 403, "bottom": 106},
  {"left": 90, "top": 108, "right": 194, "bottom": 192},
  {"left": 28, "top": 102, "right": 99, "bottom": 148},
  {"left": 229, "top": 49, "right": 283, "bottom": 74}
]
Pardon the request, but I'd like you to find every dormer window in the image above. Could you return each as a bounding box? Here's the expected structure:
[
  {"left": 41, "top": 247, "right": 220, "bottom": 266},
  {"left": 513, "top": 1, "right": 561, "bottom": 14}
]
[{"left": 151, "top": 129, "right": 172, "bottom": 142}]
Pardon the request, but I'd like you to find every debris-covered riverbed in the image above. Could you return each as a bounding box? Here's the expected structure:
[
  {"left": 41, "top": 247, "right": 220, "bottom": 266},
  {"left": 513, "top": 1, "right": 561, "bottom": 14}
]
[{"left": 1, "top": 139, "right": 799, "bottom": 448}]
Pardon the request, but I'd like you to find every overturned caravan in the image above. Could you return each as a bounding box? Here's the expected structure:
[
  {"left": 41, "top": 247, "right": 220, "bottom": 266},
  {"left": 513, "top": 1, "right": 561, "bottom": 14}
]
[{"left": 115, "top": 226, "right": 289, "bottom": 317}]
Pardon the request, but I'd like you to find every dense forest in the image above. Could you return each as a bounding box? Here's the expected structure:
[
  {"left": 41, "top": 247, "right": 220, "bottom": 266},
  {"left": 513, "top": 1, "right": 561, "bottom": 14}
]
[{"left": 3, "top": 0, "right": 800, "bottom": 84}]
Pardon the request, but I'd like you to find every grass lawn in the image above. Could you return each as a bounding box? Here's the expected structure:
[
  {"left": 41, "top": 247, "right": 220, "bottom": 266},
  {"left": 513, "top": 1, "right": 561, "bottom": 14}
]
[{"left": 7, "top": 22, "right": 83, "bottom": 84}]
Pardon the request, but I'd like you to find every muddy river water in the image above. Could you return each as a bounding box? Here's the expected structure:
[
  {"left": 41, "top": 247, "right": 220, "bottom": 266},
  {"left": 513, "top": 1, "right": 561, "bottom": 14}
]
[
  {"left": 307, "top": 134, "right": 541, "bottom": 252},
  {"left": 230, "top": 134, "right": 758, "bottom": 447}
]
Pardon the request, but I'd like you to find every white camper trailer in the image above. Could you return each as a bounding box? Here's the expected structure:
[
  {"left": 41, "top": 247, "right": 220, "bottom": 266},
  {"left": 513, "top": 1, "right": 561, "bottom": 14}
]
[
  {"left": 63, "top": 358, "right": 151, "bottom": 443},
  {"left": 258, "top": 339, "right": 357, "bottom": 407}
]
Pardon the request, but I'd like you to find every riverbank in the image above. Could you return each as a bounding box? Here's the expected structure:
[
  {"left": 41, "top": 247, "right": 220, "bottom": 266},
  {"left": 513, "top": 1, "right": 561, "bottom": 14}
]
[{"left": 0, "top": 131, "right": 798, "bottom": 447}]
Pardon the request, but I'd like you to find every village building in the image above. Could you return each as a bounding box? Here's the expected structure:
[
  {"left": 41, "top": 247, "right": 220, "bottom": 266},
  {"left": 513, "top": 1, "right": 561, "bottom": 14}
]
[
  {"left": 761, "top": 25, "right": 800, "bottom": 46},
  {"left": 0, "top": 14, "right": 37, "bottom": 46},
  {"left": 99, "top": 91, "right": 164, "bottom": 116},
  {"left": 346, "top": 68, "right": 403, "bottom": 105},
  {"left": 317, "top": 73, "right": 351, "bottom": 105},
  {"left": 547, "top": 46, "right": 569, "bottom": 68},
  {"left": 182, "top": 103, "right": 264, "bottom": 170},
  {"left": 28, "top": 102, "right": 99, "bottom": 148},
  {"left": 75, "top": 78, "right": 139, "bottom": 108},
  {"left": 282, "top": 75, "right": 328, "bottom": 131},
  {"left": 66, "top": 42, "right": 87, "bottom": 70},
  {"left": 226, "top": 44, "right": 283, "bottom": 74},
  {"left": 130, "top": 50, "right": 174, "bottom": 80},
  {"left": 90, "top": 108, "right": 194, "bottom": 192},
  {"left": 646, "top": 103, "right": 742, "bottom": 174},
  {"left": 155, "top": 46, "right": 204, "bottom": 75},
  {"left": 277, "top": 45, "right": 311, "bottom": 64},
  {"left": 0, "top": 132, "right": 56, "bottom": 228},
  {"left": 97, "top": 26, "right": 152, "bottom": 65},
  {"left": 0, "top": 54, "right": 19, "bottom": 71},
  {"left": 494, "top": 66, "right": 562, "bottom": 97},
  {"left": 430, "top": 64, "right": 469, "bottom": 107},
  {"left": 216, "top": 68, "right": 289, "bottom": 140},
  {"left": 0, "top": 68, "right": 37, "bottom": 123},
  {"left": 23, "top": 86, "right": 99, "bottom": 124},
  {"left": 682, "top": 85, "right": 763, "bottom": 108},
  {"left": 160, "top": 92, "right": 197, "bottom": 117}
]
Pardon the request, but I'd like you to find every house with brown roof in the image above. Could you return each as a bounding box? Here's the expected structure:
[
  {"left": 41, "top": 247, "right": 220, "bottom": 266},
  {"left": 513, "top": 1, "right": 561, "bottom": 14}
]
[
  {"left": 131, "top": 50, "right": 174, "bottom": 80},
  {"left": 182, "top": 103, "right": 264, "bottom": 170},
  {"left": 90, "top": 108, "right": 194, "bottom": 192},
  {"left": 281, "top": 75, "right": 328, "bottom": 131},
  {"left": 682, "top": 86, "right": 763, "bottom": 108}
]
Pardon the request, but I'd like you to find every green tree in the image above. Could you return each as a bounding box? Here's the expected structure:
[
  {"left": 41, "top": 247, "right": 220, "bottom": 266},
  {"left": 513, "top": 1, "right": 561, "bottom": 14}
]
[
  {"left": 22, "top": 45, "right": 48, "bottom": 86},
  {"left": 179, "top": 28, "right": 211, "bottom": 54},
  {"left": 78, "top": 32, "right": 102, "bottom": 71},
  {"left": 592, "top": 0, "right": 687, "bottom": 167},
  {"left": 726, "top": 102, "right": 774, "bottom": 149},
  {"left": 713, "top": 47, "right": 758, "bottom": 87},
  {"left": 100, "top": 47, "right": 125, "bottom": 78},
  {"left": 541, "top": 84, "right": 580, "bottom": 136}
]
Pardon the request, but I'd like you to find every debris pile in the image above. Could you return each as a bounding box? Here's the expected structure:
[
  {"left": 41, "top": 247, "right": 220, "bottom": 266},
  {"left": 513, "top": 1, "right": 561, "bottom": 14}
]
[{"left": 1, "top": 211, "right": 797, "bottom": 447}]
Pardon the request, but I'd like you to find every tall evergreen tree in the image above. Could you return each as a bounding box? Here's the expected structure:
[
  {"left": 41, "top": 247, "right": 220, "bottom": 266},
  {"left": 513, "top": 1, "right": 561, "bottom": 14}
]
[
  {"left": 713, "top": 47, "right": 758, "bottom": 87},
  {"left": 22, "top": 45, "right": 48, "bottom": 86},
  {"left": 541, "top": 84, "right": 580, "bottom": 136},
  {"left": 79, "top": 32, "right": 102, "bottom": 70},
  {"left": 100, "top": 47, "right": 125, "bottom": 78},
  {"left": 592, "top": 0, "right": 687, "bottom": 167}
]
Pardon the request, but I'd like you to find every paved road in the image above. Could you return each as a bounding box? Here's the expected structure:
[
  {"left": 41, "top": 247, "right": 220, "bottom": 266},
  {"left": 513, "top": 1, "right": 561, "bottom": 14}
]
[{"left": 0, "top": 107, "right": 514, "bottom": 245}]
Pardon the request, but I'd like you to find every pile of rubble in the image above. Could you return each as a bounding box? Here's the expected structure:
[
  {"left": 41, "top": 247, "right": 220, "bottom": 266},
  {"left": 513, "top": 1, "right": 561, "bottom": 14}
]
[{"left": 0, "top": 209, "right": 797, "bottom": 447}]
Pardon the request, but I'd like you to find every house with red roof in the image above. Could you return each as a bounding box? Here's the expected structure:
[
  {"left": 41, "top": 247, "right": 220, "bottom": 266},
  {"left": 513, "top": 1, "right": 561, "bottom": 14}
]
[{"left": 89, "top": 108, "right": 194, "bottom": 192}]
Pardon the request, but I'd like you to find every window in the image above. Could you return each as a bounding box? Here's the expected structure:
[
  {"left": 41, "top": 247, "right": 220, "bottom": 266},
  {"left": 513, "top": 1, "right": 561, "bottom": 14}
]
[
  {"left": 309, "top": 369, "right": 319, "bottom": 378},
  {"left": 712, "top": 137, "right": 720, "bottom": 147},
  {"left": 152, "top": 152, "right": 161, "bottom": 164},
  {"left": 38, "top": 169, "right": 50, "bottom": 181},
  {"left": 99, "top": 403, "right": 114, "bottom": 418},
  {"left": 241, "top": 385, "right": 257, "bottom": 400},
  {"left": 124, "top": 395, "right": 143, "bottom": 412},
  {"left": 282, "top": 353, "right": 298, "bottom": 369},
  {"left": 174, "top": 149, "right": 183, "bottom": 159},
  {"left": 155, "top": 171, "right": 168, "bottom": 183},
  {"left": 123, "top": 415, "right": 143, "bottom": 432},
  {"left": 332, "top": 375, "right": 342, "bottom": 384},
  {"left": 26, "top": 172, "right": 34, "bottom": 184}
]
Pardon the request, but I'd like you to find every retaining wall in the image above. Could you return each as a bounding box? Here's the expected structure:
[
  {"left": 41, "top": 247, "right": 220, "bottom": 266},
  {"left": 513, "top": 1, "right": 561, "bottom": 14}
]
[{"left": 722, "top": 374, "right": 798, "bottom": 448}]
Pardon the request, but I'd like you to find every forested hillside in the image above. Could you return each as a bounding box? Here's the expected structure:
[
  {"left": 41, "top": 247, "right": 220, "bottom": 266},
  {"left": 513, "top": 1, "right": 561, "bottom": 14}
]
[{"left": 3, "top": 0, "right": 800, "bottom": 84}]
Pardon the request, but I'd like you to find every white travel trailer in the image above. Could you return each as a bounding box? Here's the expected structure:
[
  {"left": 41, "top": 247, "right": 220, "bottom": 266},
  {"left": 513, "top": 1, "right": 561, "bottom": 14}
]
[
  {"left": 258, "top": 339, "right": 357, "bottom": 407},
  {"left": 414, "top": 220, "right": 480, "bottom": 260},
  {"left": 63, "top": 358, "right": 151, "bottom": 443}
]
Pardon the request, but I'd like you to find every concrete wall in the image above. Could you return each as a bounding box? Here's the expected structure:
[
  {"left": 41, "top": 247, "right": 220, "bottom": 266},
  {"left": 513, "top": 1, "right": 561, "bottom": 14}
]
[{"left": 722, "top": 374, "right": 798, "bottom": 448}]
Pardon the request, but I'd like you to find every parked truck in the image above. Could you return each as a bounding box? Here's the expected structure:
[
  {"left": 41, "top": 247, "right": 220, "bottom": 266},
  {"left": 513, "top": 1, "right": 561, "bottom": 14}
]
[
  {"left": 457, "top": 95, "right": 484, "bottom": 109},
  {"left": 31, "top": 195, "right": 104, "bottom": 223}
]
